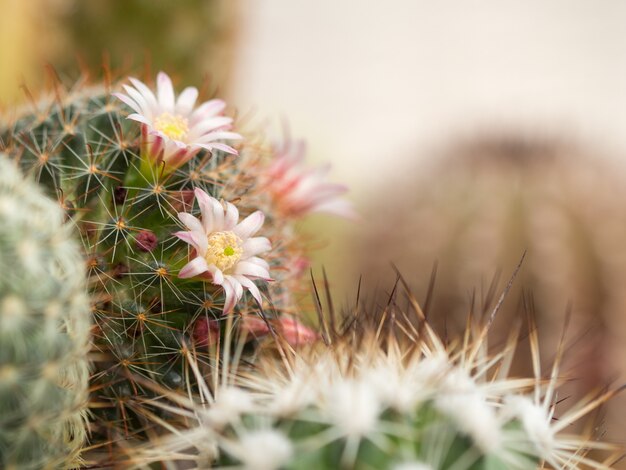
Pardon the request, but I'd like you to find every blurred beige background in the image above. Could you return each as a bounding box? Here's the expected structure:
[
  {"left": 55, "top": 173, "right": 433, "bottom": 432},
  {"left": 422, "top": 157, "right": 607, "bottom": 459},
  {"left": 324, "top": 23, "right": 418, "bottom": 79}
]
[
  {"left": 228, "top": 1, "right": 626, "bottom": 300},
  {"left": 231, "top": 0, "right": 626, "bottom": 192}
]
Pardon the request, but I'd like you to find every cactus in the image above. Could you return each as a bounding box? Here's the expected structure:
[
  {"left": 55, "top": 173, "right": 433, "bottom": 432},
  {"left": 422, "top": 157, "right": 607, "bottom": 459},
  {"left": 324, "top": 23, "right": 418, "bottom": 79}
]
[
  {"left": 0, "top": 155, "right": 91, "bottom": 469},
  {"left": 0, "top": 72, "right": 351, "bottom": 462},
  {"left": 123, "top": 278, "right": 621, "bottom": 469},
  {"left": 354, "top": 136, "right": 626, "bottom": 396}
]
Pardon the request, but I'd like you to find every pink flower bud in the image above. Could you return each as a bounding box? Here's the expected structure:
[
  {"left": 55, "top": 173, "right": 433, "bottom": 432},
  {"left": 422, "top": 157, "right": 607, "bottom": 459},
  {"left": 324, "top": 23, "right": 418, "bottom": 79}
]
[
  {"left": 135, "top": 230, "right": 158, "bottom": 252},
  {"left": 240, "top": 315, "right": 271, "bottom": 338},
  {"left": 239, "top": 315, "right": 318, "bottom": 347},
  {"left": 192, "top": 317, "right": 220, "bottom": 347},
  {"left": 278, "top": 317, "right": 319, "bottom": 346}
]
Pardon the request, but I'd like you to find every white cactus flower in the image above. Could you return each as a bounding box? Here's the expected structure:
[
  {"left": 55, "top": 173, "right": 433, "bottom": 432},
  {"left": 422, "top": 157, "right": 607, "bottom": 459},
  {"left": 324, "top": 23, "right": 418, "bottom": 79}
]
[
  {"left": 114, "top": 72, "right": 242, "bottom": 172},
  {"left": 175, "top": 187, "right": 271, "bottom": 313}
]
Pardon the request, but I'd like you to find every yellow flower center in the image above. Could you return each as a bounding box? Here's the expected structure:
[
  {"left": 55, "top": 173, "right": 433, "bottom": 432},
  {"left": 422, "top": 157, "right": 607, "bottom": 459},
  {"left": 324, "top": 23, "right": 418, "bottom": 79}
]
[
  {"left": 154, "top": 112, "right": 189, "bottom": 141},
  {"left": 205, "top": 231, "right": 243, "bottom": 273}
]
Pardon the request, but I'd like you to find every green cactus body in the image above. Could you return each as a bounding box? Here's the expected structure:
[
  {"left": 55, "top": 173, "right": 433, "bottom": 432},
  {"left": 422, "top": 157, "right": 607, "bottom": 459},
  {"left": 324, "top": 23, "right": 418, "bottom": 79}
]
[
  {"left": 0, "top": 156, "right": 91, "bottom": 469},
  {"left": 0, "top": 76, "right": 309, "bottom": 461}
]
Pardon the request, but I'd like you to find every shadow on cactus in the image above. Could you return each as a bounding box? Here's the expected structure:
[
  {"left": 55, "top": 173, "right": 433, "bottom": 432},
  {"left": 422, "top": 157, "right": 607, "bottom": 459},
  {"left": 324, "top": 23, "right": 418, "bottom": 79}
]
[
  {"left": 0, "top": 156, "right": 91, "bottom": 469},
  {"left": 0, "top": 70, "right": 353, "bottom": 463},
  {"left": 107, "top": 267, "right": 623, "bottom": 469}
]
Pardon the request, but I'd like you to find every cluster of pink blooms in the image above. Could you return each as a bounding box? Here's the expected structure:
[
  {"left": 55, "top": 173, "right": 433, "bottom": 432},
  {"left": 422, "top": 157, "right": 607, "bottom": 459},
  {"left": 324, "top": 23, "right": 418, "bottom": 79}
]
[
  {"left": 265, "top": 140, "right": 356, "bottom": 219},
  {"left": 115, "top": 72, "right": 355, "bottom": 345}
]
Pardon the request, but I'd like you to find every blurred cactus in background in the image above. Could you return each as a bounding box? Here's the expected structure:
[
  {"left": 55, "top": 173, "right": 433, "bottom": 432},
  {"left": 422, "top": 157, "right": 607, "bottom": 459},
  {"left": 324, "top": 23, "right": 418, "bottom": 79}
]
[
  {"left": 0, "top": 71, "right": 344, "bottom": 464},
  {"left": 122, "top": 282, "right": 621, "bottom": 469},
  {"left": 0, "top": 155, "right": 91, "bottom": 469},
  {"left": 354, "top": 135, "right": 626, "bottom": 437},
  {"left": 0, "top": 0, "right": 239, "bottom": 103},
  {"left": 56, "top": 0, "right": 239, "bottom": 90}
]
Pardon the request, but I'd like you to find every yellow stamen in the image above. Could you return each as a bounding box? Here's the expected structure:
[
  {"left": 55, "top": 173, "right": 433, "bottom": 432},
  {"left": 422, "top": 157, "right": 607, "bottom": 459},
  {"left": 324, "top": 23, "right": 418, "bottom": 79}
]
[
  {"left": 205, "top": 231, "right": 243, "bottom": 273},
  {"left": 154, "top": 112, "right": 189, "bottom": 141}
]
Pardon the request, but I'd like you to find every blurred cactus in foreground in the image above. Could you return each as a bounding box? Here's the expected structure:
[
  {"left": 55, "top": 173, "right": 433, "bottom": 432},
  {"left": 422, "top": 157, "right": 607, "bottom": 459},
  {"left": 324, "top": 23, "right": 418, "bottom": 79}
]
[
  {"left": 0, "top": 155, "right": 91, "bottom": 469},
  {"left": 0, "top": 70, "right": 351, "bottom": 463},
  {"left": 122, "top": 277, "right": 621, "bottom": 469}
]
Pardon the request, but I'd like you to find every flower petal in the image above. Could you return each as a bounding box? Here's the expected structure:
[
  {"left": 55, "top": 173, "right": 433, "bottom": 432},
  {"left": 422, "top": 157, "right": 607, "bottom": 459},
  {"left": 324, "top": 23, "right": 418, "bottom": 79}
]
[
  {"left": 234, "top": 275, "right": 262, "bottom": 305},
  {"left": 207, "top": 265, "right": 225, "bottom": 285},
  {"left": 246, "top": 256, "right": 270, "bottom": 272},
  {"left": 230, "top": 276, "right": 244, "bottom": 301},
  {"left": 194, "top": 131, "right": 243, "bottom": 143},
  {"left": 233, "top": 211, "right": 264, "bottom": 239},
  {"left": 113, "top": 92, "right": 142, "bottom": 114},
  {"left": 242, "top": 237, "right": 271, "bottom": 258},
  {"left": 234, "top": 261, "right": 271, "bottom": 280},
  {"left": 189, "top": 116, "right": 234, "bottom": 136},
  {"left": 194, "top": 188, "right": 224, "bottom": 232},
  {"left": 279, "top": 317, "right": 318, "bottom": 346},
  {"left": 127, "top": 113, "right": 152, "bottom": 125},
  {"left": 179, "top": 256, "right": 209, "bottom": 278},
  {"left": 194, "top": 143, "right": 239, "bottom": 156},
  {"left": 221, "top": 277, "right": 240, "bottom": 314},
  {"left": 123, "top": 85, "right": 153, "bottom": 115},
  {"left": 174, "top": 230, "right": 208, "bottom": 256},
  {"left": 224, "top": 201, "right": 239, "bottom": 230},
  {"left": 190, "top": 99, "right": 226, "bottom": 123},
  {"left": 157, "top": 71, "right": 175, "bottom": 112},
  {"left": 178, "top": 212, "right": 204, "bottom": 233},
  {"left": 176, "top": 86, "right": 198, "bottom": 116},
  {"left": 129, "top": 77, "right": 158, "bottom": 110},
  {"left": 210, "top": 198, "right": 225, "bottom": 232}
]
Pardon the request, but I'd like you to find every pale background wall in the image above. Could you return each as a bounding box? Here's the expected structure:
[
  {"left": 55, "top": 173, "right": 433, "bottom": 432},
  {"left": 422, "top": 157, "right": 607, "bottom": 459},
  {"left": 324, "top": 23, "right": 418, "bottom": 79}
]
[
  {"left": 231, "top": 0, "right": 626, "bottom": 197},
  {"left": 229, "top": 0, "right": 626, "bottom": 299}
]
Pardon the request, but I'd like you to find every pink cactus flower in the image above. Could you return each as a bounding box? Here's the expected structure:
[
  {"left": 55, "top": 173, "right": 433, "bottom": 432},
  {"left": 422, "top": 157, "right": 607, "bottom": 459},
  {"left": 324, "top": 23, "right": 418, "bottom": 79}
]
[
  {"left": 114, "top": 72, "right": 242, "bottom": 171},
  {"left": 175, "top": 188, "right": 271, "bottom": 314},
  {"left": 265, "top": 141, "right": 356, "bottom": 219},
  {"left": 240, "top": 315, "right": 318, "bottom": 347}
]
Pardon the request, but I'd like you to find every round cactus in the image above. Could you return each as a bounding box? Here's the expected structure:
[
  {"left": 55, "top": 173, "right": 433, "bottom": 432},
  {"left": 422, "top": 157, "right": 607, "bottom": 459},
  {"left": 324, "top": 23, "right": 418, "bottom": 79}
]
[
  {"left": 122, "top": 283, "right": 621, "bottom": 469},
  {"left": 0, "top": 155, "right": 91, "bottom": 469},
  {"left": 0, "top": 71, "right": 352, "bottom": 461}
]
